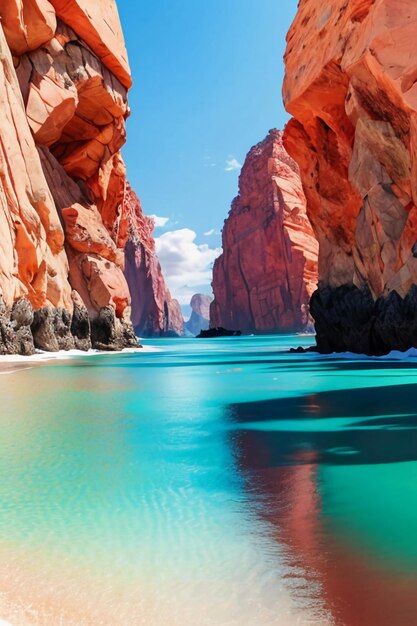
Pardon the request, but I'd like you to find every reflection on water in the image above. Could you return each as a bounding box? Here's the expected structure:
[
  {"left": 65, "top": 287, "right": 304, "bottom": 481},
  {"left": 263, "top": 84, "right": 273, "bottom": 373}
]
[
  {"left": 231, "top": 385, "right": 417, "bottom": 626},
  {"left": 1, "top": 336, "right": 417, "bottom": 624}
]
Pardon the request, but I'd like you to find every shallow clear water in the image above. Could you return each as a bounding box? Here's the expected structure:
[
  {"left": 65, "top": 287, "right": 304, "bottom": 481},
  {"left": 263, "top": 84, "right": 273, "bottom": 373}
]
[{"left": 1, "top": 335, "right": 417, "bottom": 625}]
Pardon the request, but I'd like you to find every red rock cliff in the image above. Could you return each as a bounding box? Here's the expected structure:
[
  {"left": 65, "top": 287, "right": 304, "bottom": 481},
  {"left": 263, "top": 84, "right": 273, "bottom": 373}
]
[
  {"left": 0, "top": 0, "right": 164, "bottom": 353},
  {"left": 184, "top": 294, "right": 212, "bottom": 336},
  {"left": 210, "top": 130, "right": 318, "bottom": 333},
  {"left": 284, "top": 0, "right": 417, "bottom": 354},
  {"left": 123, "top": 185, "right": 184, "bottom": 337}
]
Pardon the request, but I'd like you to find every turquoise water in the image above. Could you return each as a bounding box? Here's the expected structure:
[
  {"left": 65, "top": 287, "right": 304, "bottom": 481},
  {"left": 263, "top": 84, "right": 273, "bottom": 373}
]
[{"left": 1, "top": 335, "right": 417, "bottom": 625}]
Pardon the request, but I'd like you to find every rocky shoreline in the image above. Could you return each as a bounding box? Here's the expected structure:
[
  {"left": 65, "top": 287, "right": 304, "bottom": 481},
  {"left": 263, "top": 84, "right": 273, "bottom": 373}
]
[
  {"left": 0, "top": 295, "right": 139, "bottom": 356},
  {"left": 311, "top": 285, "right": 417, "bottom": 356},
  {"left": 283, "top": 0, "right": 417, "bottom": 356}
]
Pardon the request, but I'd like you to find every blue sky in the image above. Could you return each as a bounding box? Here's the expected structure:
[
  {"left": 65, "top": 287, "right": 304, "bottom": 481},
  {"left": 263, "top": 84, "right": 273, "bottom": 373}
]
[{"left": 118, "top": 0, "right": 298, "bottom": 314}]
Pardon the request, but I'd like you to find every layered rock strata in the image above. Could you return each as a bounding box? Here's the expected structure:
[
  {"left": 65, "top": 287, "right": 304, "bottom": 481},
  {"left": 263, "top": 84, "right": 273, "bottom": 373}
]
[
  {"left": 284, "top": 0, "right": 417, "bottom": 354},
  {"left": 210, "top": 130, "right": 318, "bottom": 333},
  {"left": 0, "top": 0, "right": 141, "bottom": 353},
  {"left": 124, "top": 185, "right": 184, "bottom": 337}
]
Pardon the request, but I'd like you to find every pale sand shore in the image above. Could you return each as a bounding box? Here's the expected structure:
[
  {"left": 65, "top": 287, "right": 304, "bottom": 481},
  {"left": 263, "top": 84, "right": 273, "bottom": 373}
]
[
  {"left": 0, "top": 554, "right": 329, "bottom": 626},
  {"left": 0, "top": 344, "right": 161, "bottom": 375}
]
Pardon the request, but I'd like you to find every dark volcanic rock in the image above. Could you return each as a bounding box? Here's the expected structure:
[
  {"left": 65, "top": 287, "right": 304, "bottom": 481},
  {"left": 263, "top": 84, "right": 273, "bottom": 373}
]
[
  {"left": 0, "top": 296, "right": 35, "bottom": 356},
  {"left": 31, "top": 308, "right": 75, "bottom": 352},
  {"left": 11, "top": 298, "right": 34, "bottom": 330},
  {"left": 283, "top": 0, "right": 417, "bottom": 355},
  {"left": 197, "top": 327, "right": 242, "bottom": 338},
  {"left": 289, "top": 345, "right": 318, "bottom": 354},
  {"left": 70, "top": 298, "right": 92, "bottom": 351},
  {"left": 0, "top": 2, "right": 158, "bottom": 355},
  {"left": 310, "top": 284, "right": 417, "bottom": 355},
  {"left": 91, "top": 307, "right": 139, "bottom": 351}
]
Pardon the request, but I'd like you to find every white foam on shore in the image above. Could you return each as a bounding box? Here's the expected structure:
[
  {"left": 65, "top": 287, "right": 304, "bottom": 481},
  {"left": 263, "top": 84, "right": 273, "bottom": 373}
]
[{"left": 0, "top": 344, "right": 161, "bottom": 373}]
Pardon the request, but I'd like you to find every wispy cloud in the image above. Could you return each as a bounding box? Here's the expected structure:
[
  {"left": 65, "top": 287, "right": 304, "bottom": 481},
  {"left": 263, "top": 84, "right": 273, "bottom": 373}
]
[
  {"left": 204, "top": 228, "right": 220, "bottom": 237},
  {"left": 149, "top": 214, "right": 169, "bottom": 228},
  {"left": 203, "top": 156, "right": 217, "bottom": 168},
  {"left": 225, "top": 156, "right": 241, "bottom": 172},
  {"left": 155, "top": 228, "right": 221, "bottom": 304}
]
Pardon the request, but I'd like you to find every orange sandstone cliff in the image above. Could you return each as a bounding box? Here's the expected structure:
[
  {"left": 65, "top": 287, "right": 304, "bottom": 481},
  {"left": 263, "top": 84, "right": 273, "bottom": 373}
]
[
  {"left": 124, "top": 185, "right": 184, "bottom": 337},
  {"left": 0, "top": 0, "right": 172, "bottom": 353},
  {"left": 284, "top": 0, "right": 417, "bottom": 354},
  {"left": 210, "top": 130, "right": 318, "bottom": 333}
]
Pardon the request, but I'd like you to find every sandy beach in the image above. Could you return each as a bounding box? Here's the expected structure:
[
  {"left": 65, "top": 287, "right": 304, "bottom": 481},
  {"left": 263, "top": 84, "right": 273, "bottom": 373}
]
[{"left": 0, "top": 345, "right": 160, "bottom": 376}]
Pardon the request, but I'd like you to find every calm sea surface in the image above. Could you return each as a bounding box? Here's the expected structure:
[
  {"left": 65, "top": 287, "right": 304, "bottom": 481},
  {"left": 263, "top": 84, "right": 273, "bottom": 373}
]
[{"left": 1, "top": 335, "right": 417, "bottom": 625}]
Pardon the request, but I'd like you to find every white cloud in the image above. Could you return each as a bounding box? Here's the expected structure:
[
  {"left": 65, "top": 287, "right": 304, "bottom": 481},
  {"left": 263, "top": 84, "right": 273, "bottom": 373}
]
[
  {"left": 155, "top": 228, "right": 222, "bottom": 305},
  {"left": 204, "top": 228, "right": 220, "bottom": 237},
  {"left": 225, "top": 156, "right": 241, "bottom": 172},
  {"left": 149, "top": 214, "right": 169, "bottom": 228}
]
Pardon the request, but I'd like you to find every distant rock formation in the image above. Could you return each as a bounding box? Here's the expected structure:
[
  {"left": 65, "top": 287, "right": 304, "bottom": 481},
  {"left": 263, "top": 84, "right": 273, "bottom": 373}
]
[
  {"left": 197, "top": 327, "right": 242, "bottom": 339},
  {"left": 184, "top": 294, "right": 212, "bottom": 336},
  {"left": 0, "top": 0, "right": 175, "bottom": 353},
  {"left": 210, "top": 130, "right": 318, "bottom": 333},
  {"left": 284, "top": 0, "right": 417, "bottom": 354},
  {"left": 124, "top": 186, "right": 184, "bottom": 337}
]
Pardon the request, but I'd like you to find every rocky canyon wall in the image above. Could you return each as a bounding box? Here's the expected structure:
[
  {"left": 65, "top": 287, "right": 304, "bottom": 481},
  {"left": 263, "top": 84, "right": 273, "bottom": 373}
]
[
  {"left": 184, "top": 294, "right": 212, "bottom": 336},
  {"left": 0, "top": 0, "right": 169, "bottom": 353},
  {"left": 124, "top": 185, "right": 183, "bottom": 337},
  {"left": 284, "top": 0, "right": 417, "bottom": 354},
  {"left": 210, "top": 130, "right": 318, "bottom": 333}
]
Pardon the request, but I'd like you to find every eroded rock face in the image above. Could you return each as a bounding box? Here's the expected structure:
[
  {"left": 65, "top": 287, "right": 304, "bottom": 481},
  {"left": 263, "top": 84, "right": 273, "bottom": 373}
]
[
  {"left": 0, "top": 0, "right": 152, "bottom": 353},
  {"left": 284, "top": 0, "right": 417, "bottom": 354},
  {"left": 0, "top": 297, "right": 35, "bottom": 356},
  {"left": 184, "top": 294, "right": 212, "bottom": 336},
  {"left": 0, "top": 22, "right": 71, "bottom": 313},
  {"left": 210, "top": 130, "right": 318, "bottom": 333},
  {"left": 124, "top": 185, "right": 184, "bottom": 337}
]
